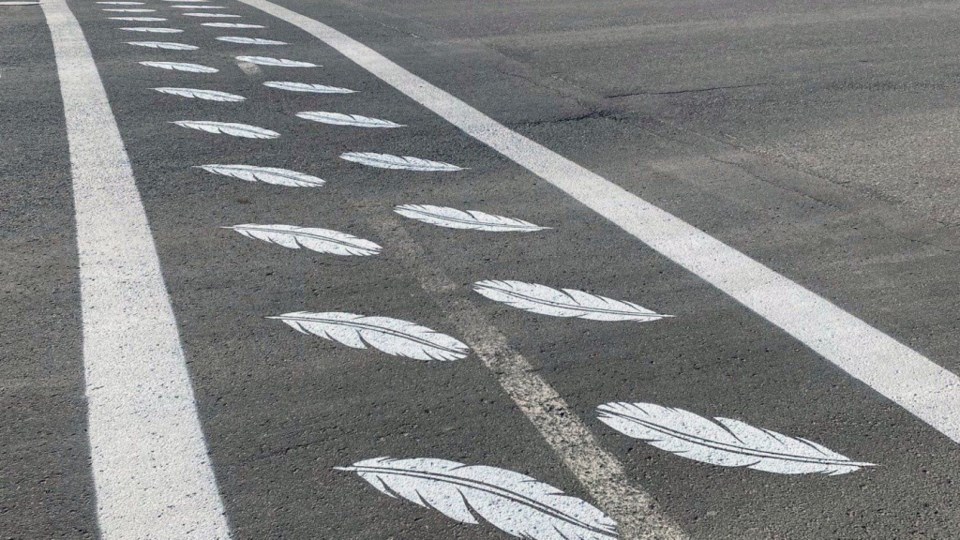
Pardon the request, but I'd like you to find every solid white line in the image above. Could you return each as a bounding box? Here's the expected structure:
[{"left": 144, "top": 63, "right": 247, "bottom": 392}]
[
  {"left": 41, "top": 0, "right": 231, "bottom": 538},
  {"left": 236, "top": 0, "right": 960, "bottom": 446}
]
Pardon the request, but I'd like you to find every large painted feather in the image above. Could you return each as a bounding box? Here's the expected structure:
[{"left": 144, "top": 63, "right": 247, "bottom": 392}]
[
  {"left": 296, "top": 111, "right": 403, "bottom": 128},
  {"left": 336, "top": 457, "right": 617, "bottom": 540},
  {"left": 340, "top": 152, "right": 462, "bottom": 171},
  {"left": 153, "top": 87, "right": 245, "bottom": 101},
  {"left": 473, "top": 280, "right": 671, "bottom": 322},
  {"left": 235, "top": 55, "right": 316, "bottom": 67},
  {"left": 224, "top": 224, "right": 380, "bottom": 256},
  {"left": 597, "top": 402, "right": 875, "bottom": 475},
  {"left": 216, "top": 36, "right": 287, "bottom": 45},
  {"left": 268, "top": 312, "right": 468, "bottom": 361},
  {"left": 183, "top": 12, "right": 241, "bottom": 17},
  {"left": 394, "top": 204, "right": 548, "bottom": 232},
  {"left": 195, "top": 164, "right": 324, "bottom": 187},
  {"left": 201, "top": 22, "right": 265, "bottom": 28},
  {"left": 263, "top": 81, "right": 356, "bottom": 94},
  {"left": 171, "top": 120, "right": 279, "bottom": 139},
  {"left": 109, "top": 16, "right": 167, "bottom": 21},
  {"left": 140, "top": 61, "right": 218, "bottom": 73},
  {"left": 127, "top": 41, "right": 198, "bottom": 50}
]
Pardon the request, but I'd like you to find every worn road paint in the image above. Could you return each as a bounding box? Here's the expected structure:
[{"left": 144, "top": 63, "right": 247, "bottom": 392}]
[
  {"left": 237, "top": 0, "right": 960, "bottom": 449},
  {"left": 597, "top": 403, "right": 875, "bottom": 475},
  {"left": 338, "top": 457, "right": 618, "bottom": 540},
  {"left": 41, "top": 0, "right": 231, "bottom": 537}
]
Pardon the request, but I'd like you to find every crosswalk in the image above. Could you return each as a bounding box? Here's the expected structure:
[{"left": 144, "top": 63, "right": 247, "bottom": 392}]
[{"left": 4, "top": 0, "right": 960, "bottom": 538}]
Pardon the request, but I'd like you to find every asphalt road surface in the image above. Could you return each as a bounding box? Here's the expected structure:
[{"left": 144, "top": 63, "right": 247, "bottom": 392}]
[{"left": 4, "top": 1, "right": 960, "bottom": 539}]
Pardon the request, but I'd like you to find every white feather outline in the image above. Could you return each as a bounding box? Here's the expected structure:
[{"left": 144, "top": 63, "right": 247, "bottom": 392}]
[
  {"left": 340, "top": 152, "right": 462, "bottom": 171},
  {"left": 394, "top": 204, "right": 549, "bottom": 232},
  {"left": 597, "top": 402, "right": 876, "bottom": 476},
  {"left": 195, "top": 164, "right": 325, "bottom": 187},
  {"left": 336, "top": 457, "right": 618, "bottom": 540},
  {"left": 224, "top": 224, "right": 381, "bottom": 256},
  {"left": 473, "top": 280, "right": 671, "bottom": 321},
  {"left": 268, "top": 312, "right": 469, "bottom": 361},
  {"left": 153, "top": 87, "right": 245, "bottom": 101},
  {"left": 172, "top": 121, "right": 279, "bottom": 139},
  {"left": 296, "top": 111, "right": 403, "bottom": 128}
]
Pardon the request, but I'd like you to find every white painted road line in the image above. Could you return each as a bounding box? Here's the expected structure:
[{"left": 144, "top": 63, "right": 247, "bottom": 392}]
[
  {"left": 41, "top": 0, "right": 231, "bottom": 538},
  {"left": 237, "top": 0, "right": 960, "bottom": 446}
]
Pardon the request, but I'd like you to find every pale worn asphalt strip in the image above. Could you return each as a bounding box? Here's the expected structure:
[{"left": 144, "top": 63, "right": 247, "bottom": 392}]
[
  {"left": 238, "top": 1, "right": 960, "bottom": 446},
  {"left": 41, "top": 0, "right": 231, "bottom": 537}
]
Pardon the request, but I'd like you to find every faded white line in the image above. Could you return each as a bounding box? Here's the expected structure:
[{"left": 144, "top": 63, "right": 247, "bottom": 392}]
[
  {"left": 239, "top": 0, "right": 960, "bottom": 448},
  {"left": 41, "top": 0, "right": 231, "bottom": 538}
]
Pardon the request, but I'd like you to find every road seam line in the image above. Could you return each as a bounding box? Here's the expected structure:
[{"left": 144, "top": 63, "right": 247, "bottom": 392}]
[
  {"left": 237, "top": 0, "right": 960, "bottom": 448},
  {"left": 41, "top": 0, "right": 231, "bottom": 537}
]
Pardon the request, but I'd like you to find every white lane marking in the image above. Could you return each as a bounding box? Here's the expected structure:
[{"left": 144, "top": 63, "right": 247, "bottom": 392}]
[
  {"left": 224, "top": 224, "right": 381, "bottom": 255},
  {"left": 340, "top": 151, "right": 461, "bottom": 171},
  {"left": 597, "top": 402, "right": 875, "bottom": 476},
  {"left": 296, "top": 111, "right": 402, "bottom": 128},
  {"left": 238, "top": 0, "right": 960, "bottom": 447},
  {"left": 268, "top": 312, "right": 470, "bottom": 361},
  {"left": 41, "top": 0, "right": 231, "bottom": 537},
  {"left": 473, "top": 280, "right": 672, "bottom": 322},
  {"left": 263, "top": 80, "right": 354, "bottom": 93},
  {"left": 361, "top": 214, "right": 685, "bottom": 539},
  {"left": 337, "top": 457, "right": 618, "bottom": 540},
  {"left": 394, "top": 204, "right": 549, "bottom": 232}
]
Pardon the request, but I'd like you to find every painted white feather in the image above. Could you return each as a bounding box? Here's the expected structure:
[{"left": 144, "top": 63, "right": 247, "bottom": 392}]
[
  {"left": 225, "top": 224, "right": 380, "bottom": 256},
  {"left": 269, "top": 312, "right": 469, "bottom": 361},
  {"left": 172, "top": 121, "right": 279, "bottom": 139},
  {"left": 110, "top": 16, "right": 167, "bottom": 21},
  {"left": 183, "top": 12, "right": 240, "bottom": 17},
  {"left": 473, "top": 280, "right": 670, "bottom": 322},
  {"left": 153, "top": 88, "right": 244, "bottom": 101},
  {"left": 170, "top": 4, "right": 224, "bottom": 7},
  {"left": 140, "top": 61, "right": 218, "bottom": 73},
  {"left": 98, "top": 2, "right": 144, "bottom": 5},
  {"left": 120, "top": 26, "right": 182, "bottom": 32},
  {"left": 263, "top": 81, "right": 355, "bottom": 94},
  {"left": 395, "top": 204, "right": 549, "bottom": 232},
  {"left": 201, "top": 22, "right": 265, "bottom": 28},
  {"left": 336, "top": 457, "right": 617, "bottom": 540},
  {"left": 597, "top": 402, "right": 875, "bottom": 476},
  {"left": 196, "top": 164, "right": 325, "bottom": 187},
  {"left": 235, "top": 55, "right": 316, "bottom": 67},
  {"left": 103, "top": 7, "right": 154, "bottom": 11},
  {"left": 296, "top": 111, "right": 403, "bottom": 128},
  {"left": 217, "top": 36, "right": 287, "bottom": 45},
  {"left": 340, "top": 152, "right": 462, "bottom": 171},
  {"left": 128, "top": 41, "right": 198, "bottom": 51}
]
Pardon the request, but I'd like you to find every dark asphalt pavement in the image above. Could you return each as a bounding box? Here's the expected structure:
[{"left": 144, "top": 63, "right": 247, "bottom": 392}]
[{"left": 5, "top": 1, "right": 960, "bottom": 538}]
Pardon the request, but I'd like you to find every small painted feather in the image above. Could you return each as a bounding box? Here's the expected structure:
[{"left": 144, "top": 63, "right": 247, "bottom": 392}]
[
  {"left": 217, "top": 36, "right": 286, "bottom": 45},
  {"left": 263, "top": 81, "right": 355, "bottom": 94},
  {"left": 225, "top": 224, "right": 380, "bottom": 256},
  {"left": 195, "top": 164, "right": 325, "bottom": 187},
  {"left": 296, "top": 111, "right": 402, "bottom": 128},
  {"left": 140, "top": 61, "right": 218, "bottom": 73},
  {"left": 183, "top": 12, "right": 241, "bottom": 17},
  {"left": 395, "top": 204, "right": 548, "bottom": 232},
  {"left": 337, "top": 457, "right": 617, "bottom": 540},
  {"left": 202, "top": 22, "right": 264, "bottom": 28},
  {"left": 340, "top": 152, "right": 462, "bottom": 171},
  {"left": 110, "top": 16, "right": 167, "bottom": 21},
  {"left": 153, "top": 88, "right": 244, "bottom": 101},
  {"left": 597, "top": 402, "right": 875, "bottom": 475},
  {"left": 120, "top": 26, "right": 182, "bottom": 32},
  {"left": 103, "top": 7, "right": 154, "bottom": 11},
  {"left": 172, "top": 121, "right": 279, "bottom": 139},
  {"left": 128, "top": 41, "right": 198, "bottom": 50},
  {"left": 269, "top": 312, "right": 469, "bottom": 361},
  {"left": 473, "top": 280, "right": 671, "bottom": 322},
  {"left": 170, "top": 4, "right": 224, "bottom": 7},
  {"left": 235, "top": 55, "right": 316, "bottom": 67}
]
